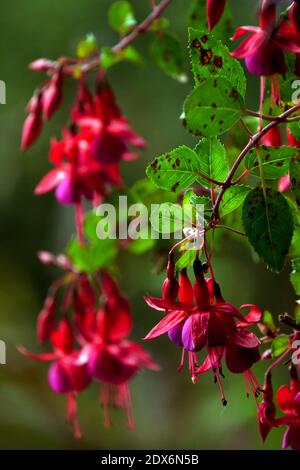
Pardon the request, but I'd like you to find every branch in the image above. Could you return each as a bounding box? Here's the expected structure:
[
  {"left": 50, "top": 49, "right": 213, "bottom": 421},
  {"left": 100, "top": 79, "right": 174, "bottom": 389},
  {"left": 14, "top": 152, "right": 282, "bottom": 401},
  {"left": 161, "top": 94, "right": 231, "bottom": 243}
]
[
  {"left": 59, "top": 0, "right": 173, "bottom": 75},
  {"left": 212, "top": 102, "right": 300, "bottom": 219},
  {"left": 244, "top": 108, "right": 300, "bottom": 123}
]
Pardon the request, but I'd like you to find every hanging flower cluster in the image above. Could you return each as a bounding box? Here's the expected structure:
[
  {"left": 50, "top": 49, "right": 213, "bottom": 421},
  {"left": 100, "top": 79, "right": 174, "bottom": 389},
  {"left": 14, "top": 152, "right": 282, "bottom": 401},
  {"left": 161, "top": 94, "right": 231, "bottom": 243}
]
[
  {"left": 18, "top": 264, "right": 157, "bottom": 437},
  {"left": 19, "top": 0, "right": 300, "bottom": 450},
  {"left": 145, "top": 254, "right": 262, "bottom": 404}
]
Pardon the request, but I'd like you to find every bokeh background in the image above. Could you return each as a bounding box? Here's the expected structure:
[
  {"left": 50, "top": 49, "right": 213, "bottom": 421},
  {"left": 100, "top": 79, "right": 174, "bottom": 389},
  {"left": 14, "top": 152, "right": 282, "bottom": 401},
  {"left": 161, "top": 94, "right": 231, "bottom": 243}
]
[{"left": 0, "top": 0, "right": 296, "bottom": 449}]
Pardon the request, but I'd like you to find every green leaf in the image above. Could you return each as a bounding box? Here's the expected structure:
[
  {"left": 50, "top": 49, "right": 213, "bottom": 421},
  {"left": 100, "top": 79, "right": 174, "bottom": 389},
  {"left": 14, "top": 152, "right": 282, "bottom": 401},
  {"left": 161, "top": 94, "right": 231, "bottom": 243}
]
[
  {"left": 67, "top": 238, "right": 118, "bottom": 273},
  {"left": 290, "top": 153, "right": 300, "bottom": 204},
  {"left": 147, "top": 140, "right": 228, "bottom": 193},
  {"left": 149, "top": 33, "right": 187, "bottom": 82},
  {"left": 183, "top": 189, "right": 211, "bottom": 209},
  {"left": 76, "top": 33, "right": 97, "bottom": 59},
  {"left": 130, "top": 178, "right": 177, "bottom": 208},
  {"left": 100, "top": 46, "right": 143, "bottom": 69},
  {"left": 188, "top": 0, "right": 233, "bottom": 44},
  {"left": 271, "top": 334, "right": 289, "bottom": 358},
  {"left": 242, "top": 187, "right": 294, "bottom": 272},
  {"left": 288, "top": 121, "right": 300, "bottom": 140},
  {"left": 183, "top": 77, "right": 244, "bottom": 137},
  {"left": 146, "top": 145, "right": 201, "bottom": 193},
  {"left": 108, "top": 1, "right": 136, "bottom": 34},
  {"left": 220, "top": 185, "right": 250, "bottom": 217},
  {"left": 244, "top": 145, "right": 298, "bottom": 179},
  {"left": 291, "top": 258, "right": 300, "bottom": 295},
  {"left": 262, "top": 310, "right": 276, "bottom": 334},
  {"left": 128, "top": 237, "right": 155, "bottom": 255},
  {"left": 176, "top": 249, "right": 197, "bottom": 271},
  {"left": 194, "top": 137, "right": 228, "bottom": 184},
  {"left": 188, "top": 28, "right": 246, "bottom": 97}
]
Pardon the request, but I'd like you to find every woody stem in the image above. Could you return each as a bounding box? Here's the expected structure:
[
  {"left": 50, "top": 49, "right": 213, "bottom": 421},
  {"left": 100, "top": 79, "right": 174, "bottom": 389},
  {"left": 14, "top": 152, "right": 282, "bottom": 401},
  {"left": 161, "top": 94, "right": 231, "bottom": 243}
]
[
  {"left": 212, "top": 102, "right": 300, "bottom": 219},
  {"left": 61, "top": 0, "right": 173, "bottom": 74}
]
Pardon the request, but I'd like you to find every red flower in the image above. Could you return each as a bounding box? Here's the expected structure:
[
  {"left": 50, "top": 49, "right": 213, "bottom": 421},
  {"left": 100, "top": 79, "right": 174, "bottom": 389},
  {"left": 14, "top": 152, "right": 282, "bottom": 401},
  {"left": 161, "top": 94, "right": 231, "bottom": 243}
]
[
  {"left": 144, "top": 257, "right": 261, "bottom": 403},
  {"left": 231, "top": 0, "right": 300, "bottom": 76},
  {"left": 18, "top": 318, "right": 91, "bottom": 439},
  {"left": 276, "top": 366, "right": 300, "bottom": 450},
  {"left": 34, "top": 79, "right": 145, "bottom": 205},
  {"left": 76, "top": 272, "right": 158, "bottom": 428}
]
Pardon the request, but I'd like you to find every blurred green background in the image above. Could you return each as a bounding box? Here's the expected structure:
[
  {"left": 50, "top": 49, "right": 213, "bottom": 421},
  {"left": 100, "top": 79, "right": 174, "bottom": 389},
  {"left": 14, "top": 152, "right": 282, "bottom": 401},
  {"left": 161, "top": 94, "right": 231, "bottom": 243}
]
[{"left": 0, "top": 0, "right": 296, "bottom": 450}]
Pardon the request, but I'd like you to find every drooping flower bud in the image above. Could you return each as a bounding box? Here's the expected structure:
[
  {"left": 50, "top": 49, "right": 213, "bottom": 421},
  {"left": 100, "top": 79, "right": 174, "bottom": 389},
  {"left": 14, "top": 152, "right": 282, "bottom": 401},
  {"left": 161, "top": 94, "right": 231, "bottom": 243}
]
[
  {"left": 42, "top": 70, "right": 63, "bottom": 120},
  {"left": 258, "top": 371, "right": 276, "bottom": 442},
  {"left": 179, "top": 268, "right": 193, "bottom": 305},
  {"left": 193, "top": 258, "right": 210, "bottom": 310},
  {"left": 37, "top": 296, "right": 56, "bottom": 344},
  {"left": 206, "top": 0, "right": 226, "bottom": 31},
  {"left": 162, "top": 252, "right": 179, "bottom": 301},
  {"left": 21, "top": 98, "right": 43, "bottom": 151}
]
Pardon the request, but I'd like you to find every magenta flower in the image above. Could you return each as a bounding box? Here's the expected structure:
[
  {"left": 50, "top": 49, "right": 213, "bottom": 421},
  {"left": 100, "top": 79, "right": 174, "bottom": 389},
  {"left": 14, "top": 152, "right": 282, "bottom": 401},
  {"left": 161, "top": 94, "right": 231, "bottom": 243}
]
[
  {"left": 231, "top": 0, "right": 300, "bottom": 76},
  {"left": 144, "top": 258, "right": 261, "bottom": 404}
]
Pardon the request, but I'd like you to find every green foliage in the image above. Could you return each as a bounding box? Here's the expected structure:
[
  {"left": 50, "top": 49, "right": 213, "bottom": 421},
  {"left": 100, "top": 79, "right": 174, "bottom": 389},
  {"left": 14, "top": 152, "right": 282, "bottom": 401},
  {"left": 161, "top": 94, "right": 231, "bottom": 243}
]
[
  {"left": 262, "top": 310, "right": 276, "bottom": 334},
  {"left": 220, "top": 185, "right": 250, "bottom": 217},
  {"left": 76, "top": 33, "right": 97, "bottom": 58},
  {"left": 242, "top": 187, "right": 294, "bottom": 272},
  {"left": 176, "top": 249, "right": 197, "bottom": 271},
  {"left": 100, "top": 46, "right": 143, "bottom": 69},
  {"left": 271, "top": 334, "right": 289, "bottom": 358},
  {"left": 244, "top": 145, "right": 298, "bottom": 179},
  {"left": 146, "top": 145, "right": 203, "bottom": 193},
  {"left": 291, "top": 258, "right": 300, "bottom": 295},
  {"left": 290, "top": 153, "right": 300, "bottom": 204},
  {"left": 147, "top": 139, "right": 229, "bottom": 194},
  {"left": 188, "top": 28, "right": 246, "bottom": 97},
  {"left": 149, "top": 33, "right": 187, "bottom": 82},
  {"left": 193, "top": 137, "right": 229, "bottom": 183},
  {"left": 288, "top": 121, "right": 300, "bottom": 140},
  {"left": 108, "top": 1, "right": 136, "bottom": 34},
  {"left": 182, "top": 77, "right": 244, "bottom": 137},
  {"left": 67, "top": 238, "right": 118, "bottom": 273}
]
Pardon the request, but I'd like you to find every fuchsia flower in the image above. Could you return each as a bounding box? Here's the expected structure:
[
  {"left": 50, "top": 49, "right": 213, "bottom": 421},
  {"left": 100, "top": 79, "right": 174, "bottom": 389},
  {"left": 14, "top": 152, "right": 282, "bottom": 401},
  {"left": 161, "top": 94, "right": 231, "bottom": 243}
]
[
  {"left": 276, "top": 366, "right": 300, "bottom": 450},
  {"left": 258, "top": 366, "right": 300, "bottom": 450},
  {"left": 19, "top": 267, "right": 158, "bottom": 437},
  {"left": 231, "top": 0, "right": 300, "bottom": 76},
  {"left": 25, "top": 78, "right": 145, "bottom": 205},
  {"left": 18, "top": 317, "right": 91, "bottom": 439},
  {"left": 144, "top": 256, "right": 261, "bottom": 404},
  {"left": 76, "top": 272, "right": 158, "bottom": 428}
]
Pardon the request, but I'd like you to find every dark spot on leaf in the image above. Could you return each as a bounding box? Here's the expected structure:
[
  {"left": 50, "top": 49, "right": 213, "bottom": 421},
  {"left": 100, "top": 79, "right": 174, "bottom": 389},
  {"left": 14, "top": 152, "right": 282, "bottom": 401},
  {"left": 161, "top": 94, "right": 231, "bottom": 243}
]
[
  {"left": 192, "top": 38, "right": 201, "bottom": 49},
  {"left": 201, "top": 35, "right": 208, "bottom": 43},
  {"left": 172, "top": 182, "right": 179, "bottom": 192},
  {"left": 213, "top": 56, "right": 223, "bottom": 68}
]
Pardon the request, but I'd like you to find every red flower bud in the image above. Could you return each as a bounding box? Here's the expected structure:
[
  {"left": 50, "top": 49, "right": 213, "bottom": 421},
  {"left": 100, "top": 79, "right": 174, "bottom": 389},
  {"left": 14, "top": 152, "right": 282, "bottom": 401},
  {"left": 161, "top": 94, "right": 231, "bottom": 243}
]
[
  {"left": 179, "top": 269, "right": 193, "bottom": 304},
  {"left": 193, "top": 258, "right": 210, "bottom": 310},
  {"left": 42, "top": 71, "right": 63, "bottom": 120},
  {"left": 258, "top": 371, "right": 276, "bottom": 442},
  {"left": 162, "top": 252, "right": 179, "bottom": 301},
  {"left": 21, "top": 111, "right": 43, "bottom": 151},
  {"left": 206, "top": 0, "right": 226, "bottom": 31},
  {"left": 37, "top": 296, "right": 56, "bottom": 344}
]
